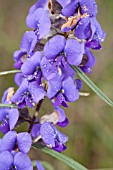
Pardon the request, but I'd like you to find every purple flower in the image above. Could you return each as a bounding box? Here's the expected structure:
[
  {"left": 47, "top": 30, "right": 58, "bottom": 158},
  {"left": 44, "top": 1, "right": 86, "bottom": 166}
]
[
  {"left": 0, "top": 131, "right": 32, "bottom": 154},
  {"left": 61, "top": 0, "right": 97, "bottom": 17},
  {"left": 47, "top": 76, "right": 79, "bottom": 107},
  {"left": 0, "top": 108, "right": 19, "bottom": 134},
  {"left": 11, "top": 79, "right": 45, "bottom": 108},
  {"left": 40, "top": 122, "right": 68, "bottom": 152},
  {"left": 14, "top": 31, "right": 37, "bottom": 69},
  {"left": 0, "top": 151, "right": 33, "bottom": 170},
  {"left": 44, "top": 35, "right": 84, "bottom": 66},
  {"left": 26, "top": 7, "right": 51, "bottom": 40}
]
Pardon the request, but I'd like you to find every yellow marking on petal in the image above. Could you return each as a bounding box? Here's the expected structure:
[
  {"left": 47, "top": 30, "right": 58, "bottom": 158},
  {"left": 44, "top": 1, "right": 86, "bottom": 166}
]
[{"left": 6, "top": 88, "right": 14, "bottom": 101}]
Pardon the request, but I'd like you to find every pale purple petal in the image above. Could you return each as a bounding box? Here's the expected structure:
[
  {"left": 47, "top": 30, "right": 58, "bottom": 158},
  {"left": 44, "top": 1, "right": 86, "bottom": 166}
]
[
  {"left": 47, "top": 75, "right": 61, "bottom": 99},
  {"left": 65, "top": 39, "right": 84, "bottom": 66},
  {"left": 28, "top": 81, "right": 45, "bottom": 104},
  {"left": 21, "top": 51, "right": 42, "bottom": 75},
  {"left": 0, "top": 151, "right": 13, "bottom": 169},
  {"left": 41, "top": 57, "right": 58, "bottom": 81},
  {"left": 62, "top": 77, "right": 79, "bottom": 102},
  {"left": 56, "top": 0, "right": 71, "bottom": 7},
  {"left": 20, "top": 31, "right": 37, "bottom": 55},
  {"left": 0, "top": 131, "right": 17, "bottom": 152},
  {"left": 62, "top": 0, "right": 78, "bottom": 17},
  {"left": 17, "top": 132, "right": 32, "bottom": 154},
  {"left": 44, "top": 35, "right": 66, "bottom": 60},
  {"left": 40, "top": 122, "right": 55, "bottom": 147},
  {"left": 9, "top": 108, "right": 19, "bottom": 130},
  {"left": 31, "top": 124, "right": 41, "bottom": 138},
  {"left": 75, "top": 17, "right": 91, "bottom": 40},
  {"left": 14, "top": 152, "right": 33, "bottom": 170}
]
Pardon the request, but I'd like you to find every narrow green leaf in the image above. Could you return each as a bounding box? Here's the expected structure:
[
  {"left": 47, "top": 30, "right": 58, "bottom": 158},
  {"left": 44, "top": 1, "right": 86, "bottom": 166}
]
[
  {"left": 0, "top": 70, "right": 21, "bottom": 76},
  {"left": 0, "top": 103, "right": 17, "bottom": 108},
  {"left": 33, "top": 143, "right": 88, "bottom": 170},
  {"left": 72, "top": 66, "right": 113, "bottom": 107}
]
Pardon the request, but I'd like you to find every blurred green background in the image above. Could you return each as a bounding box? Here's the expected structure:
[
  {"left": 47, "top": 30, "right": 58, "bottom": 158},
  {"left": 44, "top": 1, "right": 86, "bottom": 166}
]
[{"left": 0, "top": 0, "right": 113, "bottom": 169}]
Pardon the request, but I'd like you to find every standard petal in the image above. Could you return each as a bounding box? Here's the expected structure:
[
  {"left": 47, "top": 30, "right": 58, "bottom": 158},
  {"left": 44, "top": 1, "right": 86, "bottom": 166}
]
[
  {"left": 65, "top": 39, "right": 84, "bottom": 66},
  {"left": 20, "top": 31, "right": 37, "bottom": 55},
  {"left": 40, "top": 122, "right": 55, "bottom": 147},
  {"left": 44, "top": 35, "right": 66, "bottom": 60},
  {"left": 62, "top": 76, "right": 79, "bottom": 102},
  {"left": 0, "top": 151, "right": 13, "bottom": 169},
  {"left": 14, "top": 152, "right": 33, "bottom": 170},
  {"left": 9, "top": 108, "right": 19, "bottom": 130},
  {"left": 21, "top": 51, "right": 42, "bottom": 75},
  {"left": 0, "top": 131, "right": 17, "bottom": 152},
  {"left": 17, "top": 132, "right": 32, "bottom": 154}
]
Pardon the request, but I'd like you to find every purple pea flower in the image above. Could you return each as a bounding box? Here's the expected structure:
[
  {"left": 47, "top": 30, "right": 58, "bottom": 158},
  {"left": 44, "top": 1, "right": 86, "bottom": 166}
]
[
  {"left": 0, "top": 88, "right": 19, "bottom": 134},
  {"left": 47, "top": 76, "right": 79, "bottom": 107},
  {"left": 44, "top": 35, "right": 84, "bottom": 66},
  {"left": 14, "top": 31, "right": 37, "bottom": 69},
  {"left": 0, "top": 131, "right": 32, "bottom": 154},
  {"left": 0, "top": 151, "right": 33, "bottom": 170},
  {"left": 11, "top": 79, "right": 45, "bottom": 108},
  {"left": 40, "top": 122, "right": 68, "bottom": 152},
  {"left": 26, "top": 6, "right": 51, "bottom": 40}
]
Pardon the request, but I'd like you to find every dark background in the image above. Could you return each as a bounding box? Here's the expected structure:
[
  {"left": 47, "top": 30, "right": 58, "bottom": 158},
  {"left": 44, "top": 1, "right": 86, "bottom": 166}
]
[{"left": 0, "top": 0, "right": 113, "bottom": 169}]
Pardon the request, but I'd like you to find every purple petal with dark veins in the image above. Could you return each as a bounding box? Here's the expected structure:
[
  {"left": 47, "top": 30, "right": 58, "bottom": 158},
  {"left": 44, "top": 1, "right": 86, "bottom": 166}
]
[
  {"left": 20, "top": 31, "right": 37, "bottom": 55},
  {"left": 17, "top": 132, "right": 32, "bottom": 154},
  {"left": 0, "top": 131, "right": 17, "bottom": 152},
  {"left": 65, "top": 39, "right": 84, "bottom": 66},
  {"left": 14, "top": 152, "right": 33, "bottom": 170},
  {"left": 62, "top": 76, "right": 79, "bottom": 102},
  {"left": 21, "top": 51, "right": 42, "bottom": 75},
  {"left": 0, "top": 151, "right": 13, "bottom": 169},
  {"left": 44, "top": 35, "right": 66, "bottom": 60}
]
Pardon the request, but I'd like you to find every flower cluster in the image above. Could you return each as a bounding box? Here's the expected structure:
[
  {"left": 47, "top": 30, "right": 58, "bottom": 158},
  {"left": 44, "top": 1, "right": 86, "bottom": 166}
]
[{"left": 0, "top": 0, "right": 105, "bottom": 169}]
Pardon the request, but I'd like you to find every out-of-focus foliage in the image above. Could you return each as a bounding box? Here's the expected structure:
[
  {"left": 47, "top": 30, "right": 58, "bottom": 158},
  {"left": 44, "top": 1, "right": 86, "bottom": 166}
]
[{"left": 0, "top": 0, "right": 113, "bottom": 169}]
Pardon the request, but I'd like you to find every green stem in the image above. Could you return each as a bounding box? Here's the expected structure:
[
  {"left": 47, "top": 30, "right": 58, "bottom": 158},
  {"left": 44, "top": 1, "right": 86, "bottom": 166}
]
[
  {"left": 72, "top": 66, "right": 113, "bottom": 107},
  {"left": 0, "top": 103, "right": 17, "bottom": 108},
  {"left": 0, "top": 70, "right": 21, "bottom": 76}
]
